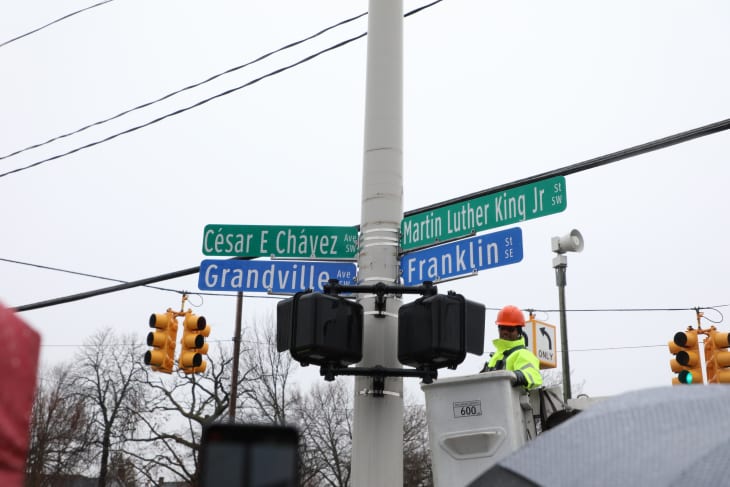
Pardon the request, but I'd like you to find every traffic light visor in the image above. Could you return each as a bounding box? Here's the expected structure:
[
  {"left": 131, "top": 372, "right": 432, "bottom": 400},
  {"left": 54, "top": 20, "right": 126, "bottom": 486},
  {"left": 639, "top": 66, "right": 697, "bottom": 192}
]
[
  {"left": 713, "top": 332, "right": 730, "bottom": 348},
  {"left": 150, "top": 313, "right": 174, "bottom": 329},
  {"left": 180, "top": 351, "right": 202, "bottom": 368},
  {"left": 182, "top": 333, "right": 205, "bottom": 349},
  {"left": 184, "top": 314, "right": 207, "bottom": 331},
  {"left": 147, "top": 331, "right": 167, "bottom": 348},
  {"left": 144, "top": 349, "right": 166, "bottom": 366},
  {"left": 676, "top": 350, "right": 700, "bottom": 367},
  {"left": 673, "top": 331, "right": 698, "bottom": 347}
]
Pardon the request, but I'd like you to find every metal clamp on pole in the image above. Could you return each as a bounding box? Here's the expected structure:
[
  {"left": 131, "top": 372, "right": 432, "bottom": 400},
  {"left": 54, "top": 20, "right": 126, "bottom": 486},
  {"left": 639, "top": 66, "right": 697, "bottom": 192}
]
[
  {"left": 324, "top": 278, "right": 437, "bottom": 317},
  {"left": 320, "top": 363, "right": 439, "bottom": 388}
]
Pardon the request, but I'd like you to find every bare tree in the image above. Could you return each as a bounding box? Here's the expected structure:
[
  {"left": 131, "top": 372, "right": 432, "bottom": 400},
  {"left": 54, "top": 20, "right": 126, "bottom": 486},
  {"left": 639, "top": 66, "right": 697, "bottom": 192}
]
[
  {"left": 126, "top": 318, "right": 301, "bottom": 486},
  {"left": 403, "top": 401, "right": 432, "bottom": 487},
  {"left": 127, "top": 343, "right": 260, "bottom": 485},
  {"left": 75, "top": 329, "right": 146, "bottom": 487},
  {"left": 238, "top": 324, "right": 299, "bottom": 425},
  {"left": 541, "top": 368, "right": 584, "bottom": 396},
  {"left": 107, "top": 452, "right": 137, "bottom": 487},
  {"left": 25, "top": 363, "right": 95, "bottom": 486},
  {"left": 294, "top": 384, "right": 432, "bottom": 487},
  {"left": 295, "top": 380, "right": 352, "bottom": 487}
]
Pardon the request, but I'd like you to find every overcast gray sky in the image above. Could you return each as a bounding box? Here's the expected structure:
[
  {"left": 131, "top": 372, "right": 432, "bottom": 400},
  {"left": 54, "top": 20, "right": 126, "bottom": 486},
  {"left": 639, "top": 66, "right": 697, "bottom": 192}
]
[{"left": 2, "top": 0, "right": 729, "bottom": 399}]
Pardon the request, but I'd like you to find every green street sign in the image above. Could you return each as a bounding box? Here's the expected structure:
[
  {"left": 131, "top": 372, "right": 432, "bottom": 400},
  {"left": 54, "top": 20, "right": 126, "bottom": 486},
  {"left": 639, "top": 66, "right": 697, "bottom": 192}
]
[
  {"left": 202, "top": 225, "right": 358, "bottom": 259},
  {"left": 401, "top": 176, "right": 567, "bottom": 251}
]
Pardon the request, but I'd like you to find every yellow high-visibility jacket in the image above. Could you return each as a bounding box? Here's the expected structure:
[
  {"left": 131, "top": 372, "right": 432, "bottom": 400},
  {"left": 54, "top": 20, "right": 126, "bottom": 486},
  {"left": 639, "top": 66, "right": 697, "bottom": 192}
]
[{"left": 481, "top": 337, "right": 543, "bottom": 390}]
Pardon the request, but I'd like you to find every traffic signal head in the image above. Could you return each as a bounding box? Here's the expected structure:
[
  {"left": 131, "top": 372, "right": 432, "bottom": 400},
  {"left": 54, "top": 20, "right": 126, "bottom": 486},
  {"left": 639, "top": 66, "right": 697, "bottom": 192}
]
[
  {"left": 398, "top": 292, "right": 485, "bottom": 371},
  {"left": 669, "top": 329, "right": 702, "bottom": 385},
  {"left": 705, "top": 329, "right": 730, "bottom": 384},
  {"left": 144, "top": 311, "right": 178, "bottom": 374},
  {"left": 276, "top": 291, "right": 363, "bottom": 368},
  {"left": 179, "top": 312, "right": 209, "bottom": 374}
]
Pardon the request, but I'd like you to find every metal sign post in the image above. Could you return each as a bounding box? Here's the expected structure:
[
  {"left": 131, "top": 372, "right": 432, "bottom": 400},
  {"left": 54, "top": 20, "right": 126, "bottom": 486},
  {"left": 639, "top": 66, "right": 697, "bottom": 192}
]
[{"left": 351, "top": 1, "right": 404, "bottom": 485}]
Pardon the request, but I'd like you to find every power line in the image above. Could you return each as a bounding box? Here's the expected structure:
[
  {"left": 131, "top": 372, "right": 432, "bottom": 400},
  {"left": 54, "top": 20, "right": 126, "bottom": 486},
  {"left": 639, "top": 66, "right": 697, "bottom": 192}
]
[
  {"left": 33, "top": 336, "right": 679, "bottom": 354},
  {"left": 0, "top": 9, "right": 368, "bottom": 162},
  {"left": 404, "top": 117, "right": 730, "bottom": 217},
  {"left": 12, "top": 252, "right": 720, "bottom": 316},
  {"left": 0, "top": 1, "right": 443, "bottom": 175},
  {"left": 0, "top": 257, "right": 174, "bottom": 292},
  {"left": 0, "top": 31, "right": 367, "bottom": 179},
  {"left": 571, "top": 344, "right": 667, "bottom": 352},
  {"left": 0, "top": 257, "right": 285, "bottom": 300},
  {"left": 520, "top": 306, "right": 730, "bottom": 313},
  {"left": 12, "top": 265, "right": 201, "bottom": 312},
  {"left": 8, "top": 257, "right": 288, "bottom": 312},
  {"left": 0, "top": 0, "right": 115, "bottom": 49},
  {"left": 9, "top": 115, "right": 730, "bottom": 312}
]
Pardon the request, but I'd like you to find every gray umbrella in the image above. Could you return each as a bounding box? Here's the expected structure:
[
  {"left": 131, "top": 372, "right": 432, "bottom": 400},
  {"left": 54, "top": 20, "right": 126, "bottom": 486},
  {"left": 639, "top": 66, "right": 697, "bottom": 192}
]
[{"left": 469, "top": 385, "right": 730, "bottom": 487}]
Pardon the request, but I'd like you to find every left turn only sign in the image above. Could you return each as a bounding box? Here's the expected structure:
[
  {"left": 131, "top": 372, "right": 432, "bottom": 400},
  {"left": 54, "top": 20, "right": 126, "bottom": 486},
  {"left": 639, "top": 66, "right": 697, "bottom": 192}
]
[{"left": 526, "top": 318, "right": 557, "bottom": 369}]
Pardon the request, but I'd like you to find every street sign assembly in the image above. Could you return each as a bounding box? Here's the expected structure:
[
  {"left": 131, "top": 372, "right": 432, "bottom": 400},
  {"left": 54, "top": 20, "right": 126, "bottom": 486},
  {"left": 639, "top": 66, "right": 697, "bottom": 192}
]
[
  {"left": 198, "top": 259, "right": 357, "bottom": 293},
  {"left": 401, "top": 176, "right": 566, "bottom": 251},
  {"left": 400, "top": 227, "right": 523, "bottom": 286},
  {"left": 202, "top": 224, "right": 358, "bottom": 259}
]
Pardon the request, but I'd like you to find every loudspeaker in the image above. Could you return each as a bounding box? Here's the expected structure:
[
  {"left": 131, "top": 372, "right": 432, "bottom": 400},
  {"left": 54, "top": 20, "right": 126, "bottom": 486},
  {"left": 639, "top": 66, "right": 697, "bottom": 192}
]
[{"left": 551, "top": 229, "right": 584, "bottom": 253}]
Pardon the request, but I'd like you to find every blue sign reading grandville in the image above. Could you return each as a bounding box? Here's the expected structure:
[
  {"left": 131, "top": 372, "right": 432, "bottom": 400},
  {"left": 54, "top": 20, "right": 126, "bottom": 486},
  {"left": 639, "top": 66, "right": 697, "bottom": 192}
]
[
  {"left": 400, "top": 227, "right": 523, "bottom": 285},
  {"left": 198, "top": 259, "right": 357, "bottom": 293}
]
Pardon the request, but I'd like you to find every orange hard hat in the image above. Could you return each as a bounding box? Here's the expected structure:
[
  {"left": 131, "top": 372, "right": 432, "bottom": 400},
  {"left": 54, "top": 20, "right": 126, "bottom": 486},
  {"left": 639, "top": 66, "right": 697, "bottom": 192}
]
[{"left": 495, "top": 305, "right": 525, "bottom": 327}]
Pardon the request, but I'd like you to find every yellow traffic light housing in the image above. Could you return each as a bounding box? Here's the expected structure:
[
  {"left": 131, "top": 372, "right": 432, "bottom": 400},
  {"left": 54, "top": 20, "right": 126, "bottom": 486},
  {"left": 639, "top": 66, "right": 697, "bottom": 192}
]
[
  {"left": 144, "top": 310, "right": 178, "bottom": 374},
  {"left": 705, "top": 328, "right": 730, "bottom": 384},
  {"left": 179, "top": 311, "right": 210, "bottom": 374},
  {"left": 669, "top": 329, "right": 702, "bottom": 385}
]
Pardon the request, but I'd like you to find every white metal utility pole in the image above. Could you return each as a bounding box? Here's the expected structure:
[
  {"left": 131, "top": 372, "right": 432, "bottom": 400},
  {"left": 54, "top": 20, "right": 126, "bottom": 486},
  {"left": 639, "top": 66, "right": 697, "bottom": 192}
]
[{"left": 352, "top": 1, "right": 404, "bottom": 485}]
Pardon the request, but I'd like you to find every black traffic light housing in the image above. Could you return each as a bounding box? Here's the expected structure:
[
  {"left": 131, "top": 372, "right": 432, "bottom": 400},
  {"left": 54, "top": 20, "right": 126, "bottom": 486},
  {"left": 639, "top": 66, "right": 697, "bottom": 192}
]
[
  {"left": 398, "top": 291, "right": 485, "bottom": 370},
  {"left": 277, "top": 291, "right": 363, "bottom": 368}
]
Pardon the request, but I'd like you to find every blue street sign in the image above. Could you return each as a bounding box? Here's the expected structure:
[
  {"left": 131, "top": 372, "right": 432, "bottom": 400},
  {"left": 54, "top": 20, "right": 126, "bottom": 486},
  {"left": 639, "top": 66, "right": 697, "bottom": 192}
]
[
  {"left": 199, "top": 259, "right": 357, "bottom": 293},
  {"left": 400, "top": 227, "right": 523, "bottom": 286}
]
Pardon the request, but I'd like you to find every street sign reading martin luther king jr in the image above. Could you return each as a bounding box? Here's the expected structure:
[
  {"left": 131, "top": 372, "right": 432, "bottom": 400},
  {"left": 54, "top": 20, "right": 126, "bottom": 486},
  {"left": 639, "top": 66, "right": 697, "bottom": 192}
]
[{"left": 401, "top": 176, "right": 566, "bottom": 251}]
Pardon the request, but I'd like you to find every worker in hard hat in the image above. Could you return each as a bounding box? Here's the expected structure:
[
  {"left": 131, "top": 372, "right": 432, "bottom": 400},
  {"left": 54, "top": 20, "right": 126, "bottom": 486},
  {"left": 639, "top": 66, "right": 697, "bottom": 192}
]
[{"left": 480, "top": 305, "right": 543, "bottom": 390}]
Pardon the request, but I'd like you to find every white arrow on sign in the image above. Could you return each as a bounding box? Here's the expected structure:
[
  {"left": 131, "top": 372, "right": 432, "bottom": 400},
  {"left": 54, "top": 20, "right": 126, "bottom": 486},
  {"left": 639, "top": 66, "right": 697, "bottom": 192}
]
[{"left": 527, "top": 318, "right": 557, "bottom": 369}]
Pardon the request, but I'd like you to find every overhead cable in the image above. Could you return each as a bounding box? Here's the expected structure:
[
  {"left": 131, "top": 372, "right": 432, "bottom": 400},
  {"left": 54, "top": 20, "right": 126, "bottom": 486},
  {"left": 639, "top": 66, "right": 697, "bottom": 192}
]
[
  {"left": 8, "top": 115, "right": 730, "bottom": 311},
  {"left": 0, "top": 1, "right": 443, "bottom": 172},
  {"left": 0, "top": 31, "right": 366, "bottom": 179},
  {"left": 0, "top": 9, "right": 368, "bottom": 162},
  {"left": 405, "top": 117, "right": 730, "bottom": 217},
  {"left": 0, "top": 0, "right": 115, "bottom": 49}
]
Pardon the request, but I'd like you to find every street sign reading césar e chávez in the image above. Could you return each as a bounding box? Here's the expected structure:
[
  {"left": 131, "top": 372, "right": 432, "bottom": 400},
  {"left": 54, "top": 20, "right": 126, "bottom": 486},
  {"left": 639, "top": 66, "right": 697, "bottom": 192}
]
[
  {"left": 202, "top": 224, "right": 358, "bottom": 259},
  {"left": 401, "top": 176, "right": 566, "bottom": 251}
]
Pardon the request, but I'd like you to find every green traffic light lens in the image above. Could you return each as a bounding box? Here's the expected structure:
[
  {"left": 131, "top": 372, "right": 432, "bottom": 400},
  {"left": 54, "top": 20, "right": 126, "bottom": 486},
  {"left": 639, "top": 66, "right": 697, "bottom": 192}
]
[{"left": 678, "top": 370, "right": 693, "bottom": 384}]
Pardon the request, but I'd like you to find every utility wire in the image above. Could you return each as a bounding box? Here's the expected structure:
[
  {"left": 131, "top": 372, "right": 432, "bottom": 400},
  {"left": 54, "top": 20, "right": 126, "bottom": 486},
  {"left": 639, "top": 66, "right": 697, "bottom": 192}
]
[
  {"left": 0, "top": 35, "right": 368, "bottom": 178},
  {"left": 0, "top": 257, "right": 176, "bottom": 293},
  {"left": 0, "top": 31, "right": 367, "bottom": 179},
  {"left": 39, "top": 340, "right": 673, "bottom": 352},
  {"left": 404, "top": 117, "right": 730, "bottom": 217},
  {"left": 0, "top": 257, "right": 282, "bottom": 299},
  {"left": 13, "top": 265, "right": 202, "bottom": 312},
  {"left": 9, "top": 256, "right": 281, "bottom": 312},
  {"left": 9, "top": 115, "right": 730, "bottom": 312},
  {"left": 520, "top": 306, "right": 730, "bottom": 313},
  {"left": 0, "top": 0, "right": 115, "bottom": 48},
  {"left": 0, "top": 1, "right": 443, "bottom": 172},
  {"left": 0, "top": 9, "right": 368, "bottom": 162}
]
